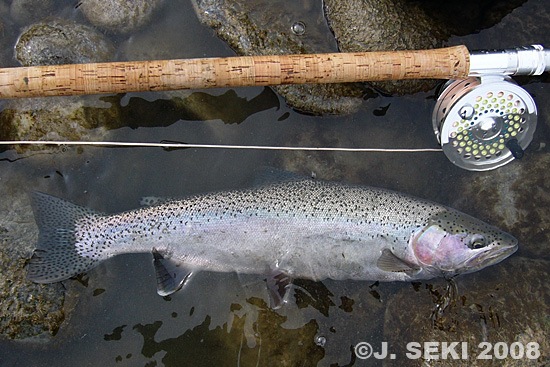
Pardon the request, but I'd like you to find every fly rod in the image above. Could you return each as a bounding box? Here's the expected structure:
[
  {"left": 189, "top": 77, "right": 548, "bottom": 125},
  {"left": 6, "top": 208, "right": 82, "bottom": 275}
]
[
  {"left": 0, "top": 45, "right": 549, "bottom": 171},
  {"left": 0, "top": 45, "right": 548, "bottom": 99}
]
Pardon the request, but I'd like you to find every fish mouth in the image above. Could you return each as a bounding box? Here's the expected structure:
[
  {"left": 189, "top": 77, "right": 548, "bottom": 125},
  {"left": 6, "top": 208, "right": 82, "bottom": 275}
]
[{"left": 465, "top": 240, "right": 518, "bottom": 268}]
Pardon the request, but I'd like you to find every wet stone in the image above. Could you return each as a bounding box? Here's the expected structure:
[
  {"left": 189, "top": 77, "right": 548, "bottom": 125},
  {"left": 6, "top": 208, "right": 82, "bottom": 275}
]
[
  {"left": 14, "top": 20, "right": 115, "bottom": 66},
  {"left": 120, "top": 6, "right": 188, "bottom": 61},
  {"left": 456, "top": 152, "right": 550, "bottom": 260},
  {"left": 451, "top": 0, "right": 550, "bottom": 49},
  {"left": 383, "top": 256, "right": 550, "bottom": 367},
  {"left": 192, "top": 0, "right": 367, "bottom": 115},
  {"left": 0, "top": 174, "right": 65, "bottom": 340},
  {"left": 79, "top": 0, "right": 164, "bottom": 34},
  {"left": 274, "top": 83, "right": 365, "bottom": 116},
  {"left": 323, "top": 0, "right": 448, "bottom": 95},
  {"left": 417, "top": 0, "right": 529, "bottom": 37},
  {"left": 0, "top": 2, "right": 12, "bottom": 66},
  {"left": 0, "top": 96, "right": 118, "bottom": 154},
  {"left": 10, "top": 0, "right": 56, "bottom": 25}
]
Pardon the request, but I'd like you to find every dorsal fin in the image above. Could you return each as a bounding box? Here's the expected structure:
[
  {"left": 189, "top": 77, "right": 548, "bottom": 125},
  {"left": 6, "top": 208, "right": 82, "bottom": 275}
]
[
  {"left": 377, "top": 249, "right": 420, "bottom": 274},
  {"left": 152, "top": 249, "right": 194, "bottom": 296},
  {"left": 140, "top": 196, "right": 174, "bottom": 207},
  {"left": 252, "top": 167, "right": 310, "bottom": 187}
]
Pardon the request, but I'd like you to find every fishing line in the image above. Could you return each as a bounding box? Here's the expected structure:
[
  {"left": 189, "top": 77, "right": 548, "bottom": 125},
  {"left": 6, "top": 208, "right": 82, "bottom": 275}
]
[{"left": 0, "top": 140, "right": 443, "bottom": 153}]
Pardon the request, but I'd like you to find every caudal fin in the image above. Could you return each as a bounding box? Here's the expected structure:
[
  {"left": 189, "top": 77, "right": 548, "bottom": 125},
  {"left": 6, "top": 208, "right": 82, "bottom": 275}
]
[{"left": 27, "top": 192, "right": 107, "bottom": 283}]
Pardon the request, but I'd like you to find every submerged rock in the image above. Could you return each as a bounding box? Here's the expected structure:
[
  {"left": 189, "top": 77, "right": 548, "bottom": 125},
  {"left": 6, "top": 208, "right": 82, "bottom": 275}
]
[
  {"left": 14, "top": 20, "right": 115, "bottom": 66},
  {"left": 274, "top": 83, "right": 365, "bottom": 116},
  {"left": 79, "top": 0, "right": 164, "bottom": 34},
  {"left": 0, "top": 32, "right": 6, "bottom": 68},
  {"left": 456, "top": 152, "right": 550, "bottom": 260},
  {"left": 323, "top": 0, "right": 448, "bottom": 95},
  {"left": 0, "top": 174, "right": 65, "bottom": 340},
  {"left": 0, "top": 96, "right": 117, "bottom": 154},
  {"left": 450, "top": 0, "right": 550, "bottom": 49},
  {"left": 383, "top": 256, "right": 550, "bottom": 366},
  {"left": 0, "top": 87, "right": 281, "bottom": 154},
  {"left": 417, "top": 0, "right": 528, "bottom": 37},
  {"left": 10, "top": 0, "right": 56, "bottom": 25},
  {"left": 0, "top": 2, "right": 13, "bottom": 66},
  {"left": 191, "top": 0, "right": 367, "bottom": 115}
]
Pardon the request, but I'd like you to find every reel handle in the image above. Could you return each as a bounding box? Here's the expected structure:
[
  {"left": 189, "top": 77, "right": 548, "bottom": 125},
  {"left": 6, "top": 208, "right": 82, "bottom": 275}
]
[{"left": 0, "top": 46, "right": 469, "bottom": 99}]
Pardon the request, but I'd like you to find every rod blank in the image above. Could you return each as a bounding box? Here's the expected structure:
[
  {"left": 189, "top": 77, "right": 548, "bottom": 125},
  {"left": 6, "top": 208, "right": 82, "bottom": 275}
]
[{"left": 469, "top": 44, "right": 550, "bottom": 76}]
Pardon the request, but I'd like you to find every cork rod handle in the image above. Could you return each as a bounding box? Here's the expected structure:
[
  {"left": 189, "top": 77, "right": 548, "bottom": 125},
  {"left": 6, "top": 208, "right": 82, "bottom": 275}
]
[{"left": 0, "top": 46, "right": 469, "bottom": 99}]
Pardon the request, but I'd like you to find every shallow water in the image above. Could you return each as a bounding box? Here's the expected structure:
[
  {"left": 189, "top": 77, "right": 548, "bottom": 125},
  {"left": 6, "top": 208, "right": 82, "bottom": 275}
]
[{"left": 0, "top": 1, "right": 549, "bottom": 366}]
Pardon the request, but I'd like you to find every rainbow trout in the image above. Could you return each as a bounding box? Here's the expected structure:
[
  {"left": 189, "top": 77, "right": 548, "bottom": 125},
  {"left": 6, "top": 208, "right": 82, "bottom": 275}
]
[{"left": 27, "top": 172, "right": 517, "bottom": 307}]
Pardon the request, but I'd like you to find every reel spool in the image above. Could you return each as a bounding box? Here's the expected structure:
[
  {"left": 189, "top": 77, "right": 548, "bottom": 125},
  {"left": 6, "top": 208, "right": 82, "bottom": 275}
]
[{"left": 432, "top": 75, "right": 537, "bottom": 171}]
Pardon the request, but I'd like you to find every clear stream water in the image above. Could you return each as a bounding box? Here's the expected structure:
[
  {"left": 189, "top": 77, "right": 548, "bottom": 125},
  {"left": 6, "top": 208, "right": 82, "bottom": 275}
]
[{"left": 0, "top": 1, "right": 549, "bottom": 366}]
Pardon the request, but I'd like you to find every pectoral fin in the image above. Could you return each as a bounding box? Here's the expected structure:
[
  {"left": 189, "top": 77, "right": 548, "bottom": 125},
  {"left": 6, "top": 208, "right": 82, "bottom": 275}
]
[
  {"left": 266, "top": 268, "right": 293, "bottom": 309},
  {"left": 377, "top": 249, "right": 420, "bottom": 274},
  {"left": 152, "top": 249, "right": 194, "bottom": 296}
]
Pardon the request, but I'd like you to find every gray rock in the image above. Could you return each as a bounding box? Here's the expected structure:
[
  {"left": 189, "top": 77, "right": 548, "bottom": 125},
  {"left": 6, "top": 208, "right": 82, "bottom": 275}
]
[
  {"left": 119, "top": 0, "right": 206, "bottom": 61},
  {"left": 417, "top": 0, "right": 528, "bottom": 37},
  {"left": 0, "top": 89, "right": 281, "bottom": 154},
  {"left": 455, "top": 152, "right": 550, "bottom": 261},
  {"left": 0, "top": 173, "right": 65, "bottom": 340},
  {"left": 451, "top": 0, "right": 550, "bottom": 49},
  {"left": 14, "top": 20, "right": 115, "bottom": 66},
  {"left": 191, "top": 0, "right": 367, "bottom": 115},
  {"left": 323, "top": 0, "right": 448, "bottom": 95},
  {"left": 273, "top": 83, "right": 365, "bottom": 115},
  {"left": 383, "top": 256, "right": 550, "bottom": 366},
  {"left": 79, "top": 0, "right": 163, "bottom": 34},
  {"left": 10, "top": 0, "right": 56, "bottom": 24},
  {"left": 0, "top": 1, "right": 10, "bottom": 66},
  {"left": 0, "top": 96, "right": 117, "bottom": 154}
]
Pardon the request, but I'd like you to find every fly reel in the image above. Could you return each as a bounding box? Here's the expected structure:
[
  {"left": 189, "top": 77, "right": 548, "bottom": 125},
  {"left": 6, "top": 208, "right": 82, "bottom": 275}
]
[{"left": 432, "top": 75, "right": 537, "bottom": 171}]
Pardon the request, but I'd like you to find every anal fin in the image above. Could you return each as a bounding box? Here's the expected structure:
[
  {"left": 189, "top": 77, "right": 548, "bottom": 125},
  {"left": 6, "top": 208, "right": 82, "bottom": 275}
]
[
  {"left": 152, "top": 249, "right": 194, "bottom": 296},
  {"left": 266, "top": 268, "right": 293, "bottom": 309}
]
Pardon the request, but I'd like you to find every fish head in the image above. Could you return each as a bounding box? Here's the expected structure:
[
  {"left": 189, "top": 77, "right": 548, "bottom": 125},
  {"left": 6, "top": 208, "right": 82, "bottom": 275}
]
[{"left": 410, "top": 210, "right": 518, "bottom": 278}]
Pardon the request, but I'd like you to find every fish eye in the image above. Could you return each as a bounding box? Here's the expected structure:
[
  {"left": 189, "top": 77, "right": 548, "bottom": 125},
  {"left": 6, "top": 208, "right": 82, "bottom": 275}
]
[
  {"left": 467, "top": 234, "right": 487, "bottom": 249},
  {"left": 472, "top": 241, "right": 485, "bottom": 249}
]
